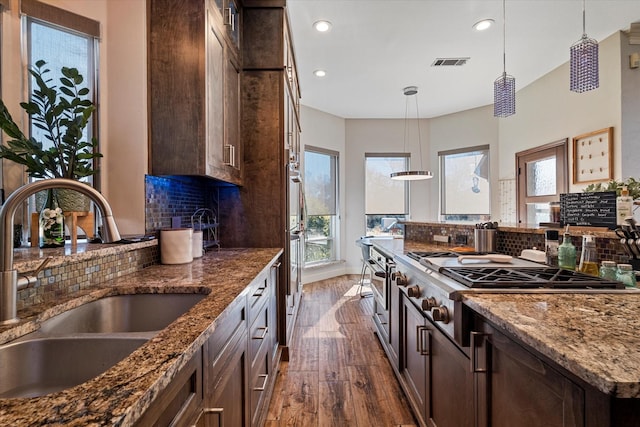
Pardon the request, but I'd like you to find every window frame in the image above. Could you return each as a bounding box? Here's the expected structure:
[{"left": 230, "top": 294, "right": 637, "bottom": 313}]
[
  {"left": 364, "top": 153, "right": 409, "bottom": 235},
  {"left": 439, "top": 144, "right": 490, "bottom": 220},
  {"left": 303, "top": 145, "right": 339, "bottom": 266},
  {"left": 22, "top": 0, "right": 101, "bottom": 187},
  {"left": 516, "top": 139, "right": 569, "bottom": 225}
]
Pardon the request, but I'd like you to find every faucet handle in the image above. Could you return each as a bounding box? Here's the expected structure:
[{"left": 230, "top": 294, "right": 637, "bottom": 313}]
[{"left": 17, "top": 256, "right": 53, "bottom": 290}]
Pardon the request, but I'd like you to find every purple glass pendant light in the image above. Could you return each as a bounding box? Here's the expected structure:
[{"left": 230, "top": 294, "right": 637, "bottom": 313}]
[
  {"left": 570, "top": 0, "right": 599, "bottom": 93},
  {"left": 493, "top": 0, "right": 515, "bottom": 118}
]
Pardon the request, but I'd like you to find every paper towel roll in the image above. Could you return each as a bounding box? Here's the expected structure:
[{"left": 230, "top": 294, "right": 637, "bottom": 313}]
[
  {"left": 192, "top": 230, "right": 203, "bottom": 258},
  {"left": 160, "top": 228, "right": 193, "bottom": 264}
]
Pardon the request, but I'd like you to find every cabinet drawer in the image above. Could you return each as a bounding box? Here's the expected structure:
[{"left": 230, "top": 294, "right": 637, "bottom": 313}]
[
  {"left": 134, "top": 347, "right": 203, "bottom": 427},
  {"left": 249, "top": 297, "right": 271, "bottom": 366},
  {"left": 209, "top": 298, "right": 246, "bottom": 365},
  {"left": 248, "top": 271, "right": 270, "bottom": 325},
  {"left": 249, "top": 339, "right": 272, "bottom": 426}
]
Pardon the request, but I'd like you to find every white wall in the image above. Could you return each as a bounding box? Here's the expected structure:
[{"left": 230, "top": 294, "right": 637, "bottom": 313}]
[
  {"left": 299, "top": 106, "right": 348, "bottom": 283},
  {"left": 1, "top": 0, "right": 148, "bottom": 235},
  {"left": 428, "top": 105, "right": 499, "bottom": 220},
  {"left": 498, "top": 32, "right": 623, "bottom": 191}
]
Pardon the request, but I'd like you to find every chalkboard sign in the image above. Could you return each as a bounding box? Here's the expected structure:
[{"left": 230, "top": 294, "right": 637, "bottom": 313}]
[{"left": 560, "top": 191, "right": 617, "bottom": 229}]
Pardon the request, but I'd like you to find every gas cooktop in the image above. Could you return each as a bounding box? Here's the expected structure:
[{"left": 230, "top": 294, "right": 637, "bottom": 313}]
[{"left": 405, "top": 251, "right": 624, "bottom": 290}]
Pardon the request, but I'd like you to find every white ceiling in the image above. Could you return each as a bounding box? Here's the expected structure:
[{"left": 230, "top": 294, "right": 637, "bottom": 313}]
[{"left": 287, "top": 0, "right": 640, "bottom": 119}]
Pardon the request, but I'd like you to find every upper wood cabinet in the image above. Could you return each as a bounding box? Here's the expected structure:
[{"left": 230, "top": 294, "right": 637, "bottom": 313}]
[{"left": 148, "top": 0, "right": 243, "bottom": 185}]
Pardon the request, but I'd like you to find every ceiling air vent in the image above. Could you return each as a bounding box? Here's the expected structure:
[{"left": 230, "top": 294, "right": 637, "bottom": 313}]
[{"left": 431, "top": 57, "right": 470, "bottom": 67}]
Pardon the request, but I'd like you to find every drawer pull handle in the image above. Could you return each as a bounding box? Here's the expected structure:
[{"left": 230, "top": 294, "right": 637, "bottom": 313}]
[
  {"left": 254, "top": 374, "right": 269, "bottom": 391},
  {"left": 253, "top": 326, "right": 268, "bottom": 340},
  {"left": 470, "top": 331, "right": 489, "bottom": 373},
  {"left": 253, "top": 287, "right": 266, "bottom": 297}
]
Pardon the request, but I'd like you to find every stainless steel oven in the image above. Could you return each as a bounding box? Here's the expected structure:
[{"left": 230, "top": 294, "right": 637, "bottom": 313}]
[{"left": 369, "top": 246, "right": 392, "bottom": 310}]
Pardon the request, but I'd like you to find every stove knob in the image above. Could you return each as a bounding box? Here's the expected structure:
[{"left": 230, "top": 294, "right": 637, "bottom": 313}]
[
  {"left": 431, "top": 306, "right": 450, "bottom": 324},
  {"left": 393, "top": 272, "right": 408, "bottom": 286},
  {"left": 421, "top": 297, "right": 437, "bottom": 311},
  {"left": 406, "top": 285, "right": 421, "bottom": 298}
]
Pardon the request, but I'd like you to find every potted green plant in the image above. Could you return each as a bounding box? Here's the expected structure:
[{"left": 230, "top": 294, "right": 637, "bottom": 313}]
[
  {"left": 583, "top": 178, "right": 640, "bottom": 200},
  {"left": 0, "top": 60, "right": 102, "bottom": 211}
]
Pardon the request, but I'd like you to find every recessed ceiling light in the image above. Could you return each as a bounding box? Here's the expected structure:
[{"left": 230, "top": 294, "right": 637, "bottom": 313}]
[
  {"left": 313, "top": 20, "right": 332, "bottom": 32},
  {"left": 313, "top": 69, "right": 326, "bottom": 77},
  {"left": 473, "top": 19, "right": 494, "bottom": 31}
]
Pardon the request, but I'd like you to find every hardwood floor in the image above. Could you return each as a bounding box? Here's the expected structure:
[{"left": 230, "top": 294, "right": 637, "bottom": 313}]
[{"left": 266, "top": 275, "right": 418, "bottom": 427}]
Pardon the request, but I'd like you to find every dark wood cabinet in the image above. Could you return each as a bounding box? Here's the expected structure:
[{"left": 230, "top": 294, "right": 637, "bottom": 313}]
[
  {"left": 401, "top": 294, "right": 473, "bottom": 427},
  {"left": 148, "top": 0, "right": 242, "bottom": 184},
  {"left": 471, "top": 315, "right": 585, "bottom": 427},
  {"left": 199, "top": 256, "right": 281, "bottom": 427},
  {"left": 221, "top": 2, "right": 301, "bottom": 358},
  {"left": 134, "top": 347, "right": 204, "bottom": 427}
]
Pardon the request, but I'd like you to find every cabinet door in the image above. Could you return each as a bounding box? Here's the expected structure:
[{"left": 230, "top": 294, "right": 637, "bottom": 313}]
[
  {"left": 206, "top": 9, "right": 225, "bottom": 176},
  {"left": 207, "top": 330, "right": 249, "bottom": 427},
  {"left": 402, "top": 296, "right": 428, "bottom": 424},
  {"left": 428, "top": 324, "right": 473, "bottom": 427},
  {"left": 224, "top": 55, "right": 242, "bottom": 180},
  {"left": 473, "top": 324, "right": 585, "bottom": 427}
]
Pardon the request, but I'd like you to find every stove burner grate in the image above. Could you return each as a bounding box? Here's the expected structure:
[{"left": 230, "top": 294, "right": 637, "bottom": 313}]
[{"left": 440, "top": 267, "right": 624, "bottom": 289}]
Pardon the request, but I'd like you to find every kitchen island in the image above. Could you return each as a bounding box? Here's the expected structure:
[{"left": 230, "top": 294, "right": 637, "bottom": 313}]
[
  {"left": 0, "top": 245, "right": 282, "bottom": 426},
  {"left": 371, "top": 237, "right": 640, "bottom": 427}
]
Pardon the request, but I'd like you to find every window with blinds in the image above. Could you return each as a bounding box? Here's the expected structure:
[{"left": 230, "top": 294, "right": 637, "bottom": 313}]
[{"left": 364, "top": 153, "right": 408, "bottom": 235}]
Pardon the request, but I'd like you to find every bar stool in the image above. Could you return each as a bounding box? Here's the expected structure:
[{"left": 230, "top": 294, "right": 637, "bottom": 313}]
[{"left": 355, "top": 236, "right": 373, "bottom": 297}]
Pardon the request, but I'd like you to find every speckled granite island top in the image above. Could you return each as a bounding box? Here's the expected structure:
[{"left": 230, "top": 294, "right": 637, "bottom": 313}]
[
  {"left": 0, "top": 247, "right": 282, "bottom": 426},
  {"left": 463, "top": 293, "right": 640, "bottom": 398}
]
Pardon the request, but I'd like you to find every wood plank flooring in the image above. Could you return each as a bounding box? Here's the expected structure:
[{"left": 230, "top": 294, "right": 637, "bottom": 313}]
[{"left": 266, "top": 275, "right": 418, "bottom": 427}]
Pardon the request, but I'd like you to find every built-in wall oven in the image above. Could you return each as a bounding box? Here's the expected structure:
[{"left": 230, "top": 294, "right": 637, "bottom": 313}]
[{"left": 368, "top": 246, "right": 392, "bottom": 310}]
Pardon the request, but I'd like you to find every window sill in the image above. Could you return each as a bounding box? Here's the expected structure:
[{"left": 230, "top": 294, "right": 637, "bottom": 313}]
[{"left": 304, "top": 259, "right": 345, "bottom": 270}]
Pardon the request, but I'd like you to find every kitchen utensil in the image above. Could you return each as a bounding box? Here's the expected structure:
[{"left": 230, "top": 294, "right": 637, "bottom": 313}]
[
  {"left": 457, "top": 254, "right": 513, "bottom": 263},
  {"left": 474, "top": 228, "right": 496, "bottom": 253}
]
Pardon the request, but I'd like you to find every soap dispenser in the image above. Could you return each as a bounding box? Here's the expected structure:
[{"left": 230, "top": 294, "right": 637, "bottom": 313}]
[{"left": 558, "top": 227, "right": 576, "bottom": 270}]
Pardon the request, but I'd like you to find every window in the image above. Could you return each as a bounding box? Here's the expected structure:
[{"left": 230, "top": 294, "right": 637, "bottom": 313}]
[
  {"left": 439, "top": 145, "right": 490, "bottom": 221},
  {"left": 304, "top": 146, "right": 338, "bottom": 265},
  {"left": 23, "top": 0, "right": 99, "bottom": 182},
  {"left": 365, "top": 154, "right": 408, "bottom": 235},
  {"left": 516, "top": 139, "right": 568, "bottom": 225}
]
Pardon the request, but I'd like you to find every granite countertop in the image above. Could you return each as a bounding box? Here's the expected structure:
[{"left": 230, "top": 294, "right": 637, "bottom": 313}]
[
  {"left": 0, "top": 247, "right": 282, "bottom": 426},
  {"left": 463, "top": 293, "right": 640, "bottom": 398}
]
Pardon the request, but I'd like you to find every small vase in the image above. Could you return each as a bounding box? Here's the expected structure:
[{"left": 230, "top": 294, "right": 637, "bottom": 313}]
[{"left": 39, "top": 189, "right": 65, "bottom": 248}]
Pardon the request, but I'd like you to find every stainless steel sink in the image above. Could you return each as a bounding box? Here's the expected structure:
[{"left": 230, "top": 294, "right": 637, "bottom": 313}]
[
  {"left": 0, "top": 336, "right": 148, "bottom": 398},
  {"left": 38, "top": 293, "right": 206, "bottom": 334}
]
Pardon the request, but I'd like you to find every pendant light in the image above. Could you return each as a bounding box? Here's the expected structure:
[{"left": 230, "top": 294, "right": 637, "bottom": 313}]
[
  {"left": 493, "top": 0, "right": 515, "bottom": 118},
  {"left": 390, "top": 86, "right": 433, "bottom": 181},
  {"left": 570, "top": 0, "right": 599, "bottom": 93}
]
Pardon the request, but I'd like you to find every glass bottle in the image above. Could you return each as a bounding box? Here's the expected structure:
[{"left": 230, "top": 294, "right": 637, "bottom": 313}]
[
  {"left": 599, "top": 261, "right": 617, "bottom": 281},
  {"left": 39, "top": 189, "right": 65, "bottom": 248},
  {"left": 578, "top": 234, "right": 599, "bottom": 276},
  {"left": 545, "top": 230, "right": 559, "bottom": 266},
  {"left": 558, "top": 231, "right": 576, "bottom": 270},
  {"left": 616, "top": 264, "right": 637, "bottom": 288}
]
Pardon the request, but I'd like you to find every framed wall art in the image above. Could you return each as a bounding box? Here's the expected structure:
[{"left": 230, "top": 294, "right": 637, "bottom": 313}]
[{"left": 572, "top": 127, "right": 613, "bottom": 184}]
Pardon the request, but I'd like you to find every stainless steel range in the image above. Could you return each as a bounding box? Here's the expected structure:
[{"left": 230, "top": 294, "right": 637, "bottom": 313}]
[{"left": 394, "top": 250, "right": 625, "bottom": 345}]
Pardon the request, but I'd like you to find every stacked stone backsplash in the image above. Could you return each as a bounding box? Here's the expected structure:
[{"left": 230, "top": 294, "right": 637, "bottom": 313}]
[
  {"left": 404, "top": 222, "right": 629, "bottom": 265},
  {"left": 12, "top": 175, "right": 226, "bottom": 313},
  {"left": 16, "top": 244, "right": 158, "bottom": 311},
  {"left": 145, "top": 175, "right": 221, "bottom": 233}
]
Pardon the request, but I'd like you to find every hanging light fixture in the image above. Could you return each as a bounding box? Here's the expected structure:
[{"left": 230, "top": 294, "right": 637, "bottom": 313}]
[
  {"left": 390, "top": 86, "right": 433, "bottom": 181},
  {"left": 493, "top": 0, "right": 515, "bottom": 118},
  {"left": 570, "top": 0, "right": 599, "bottom": 93}
]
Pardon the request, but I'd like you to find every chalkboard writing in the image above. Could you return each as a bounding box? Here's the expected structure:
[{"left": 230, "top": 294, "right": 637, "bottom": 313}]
[{"left": 560, "top": 191, "right": 617, "bottom": 229}]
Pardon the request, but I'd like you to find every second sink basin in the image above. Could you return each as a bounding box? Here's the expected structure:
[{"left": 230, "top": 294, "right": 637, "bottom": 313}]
[
  {"left": 38, "top": 293, "right": 207, "bottom": 334},
  {"left": 0, "top": 336, "right": 148, "bottom": 398}
]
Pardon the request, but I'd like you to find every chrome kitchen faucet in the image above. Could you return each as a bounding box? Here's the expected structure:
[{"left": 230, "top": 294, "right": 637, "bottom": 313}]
[{"left": 0, "top": 178, "right": 121, "bottom": 325}]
